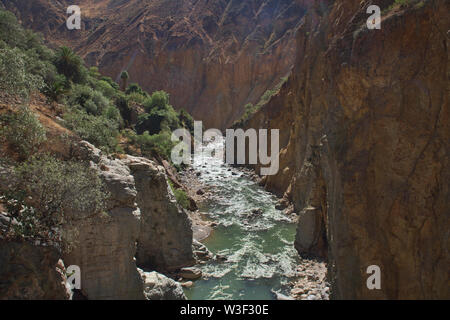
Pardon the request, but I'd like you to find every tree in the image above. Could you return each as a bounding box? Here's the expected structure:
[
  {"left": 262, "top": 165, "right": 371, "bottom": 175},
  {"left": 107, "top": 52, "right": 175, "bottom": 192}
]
[
  {"left": 120, "top": 71, "right": 129, "bottom": 92},
  {"left": 54, "top": 46, "right": 86, "bottom": 84}
]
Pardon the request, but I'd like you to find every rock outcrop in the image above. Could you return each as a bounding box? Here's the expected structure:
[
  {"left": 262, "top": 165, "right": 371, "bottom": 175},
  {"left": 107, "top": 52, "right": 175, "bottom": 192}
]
[
  {"left": 124, "top": 156, "right": 195, "bottom": 272},
  {"left": 0, "top": 140, "right": 195, "bottom": 300},
  {"left": 64, "top": 142, "right": 144, "bottom": 300},
  {"left": 65, "top": 142, "right": 194, "bottom": 299},
  {"left": 0, "top": 240, "right": 70, "bottom": 300},
  {"left": 245, "top": 0, "right": 449, "bottom": 299},
  {"left": 139, "top": 269, "right": 186, "bottom": 300},
  {"left": 1, "top": 0, "right": 313, "bottom": 129}
]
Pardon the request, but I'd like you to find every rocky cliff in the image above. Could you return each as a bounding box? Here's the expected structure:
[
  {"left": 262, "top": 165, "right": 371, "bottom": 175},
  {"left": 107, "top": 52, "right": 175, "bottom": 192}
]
[
  {"left": 125, "top": 156, "right": 195, "bottom": 272},
  {"left": 63, "top": 141, "right": 145, "bottom": 300},
  {"left": 0, "top": 240, "right": 70, "bottom": 300},
  {"left": 62, "top": 141, "right": 193, "bottom": 299},
  {"left": 245, "top": 0, "right": 449, "bottom": 299},
  {"left": 1, "top": 0, "right": 314, "bottom": 129}
]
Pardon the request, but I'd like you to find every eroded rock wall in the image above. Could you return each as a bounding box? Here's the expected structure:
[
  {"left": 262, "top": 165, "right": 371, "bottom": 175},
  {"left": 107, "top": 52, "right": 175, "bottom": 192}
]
[
  {"left": 124, "top": 156, "right": 195, "bottom": 272},
  {"left": 246, "top": 0, "right": 449, "bottom": 299},
  {"left": 0, "top": 240, "right": 69, "bottom": 300},
  {"left": 63, "top": 142, "right": 144, "bottom": 300}
]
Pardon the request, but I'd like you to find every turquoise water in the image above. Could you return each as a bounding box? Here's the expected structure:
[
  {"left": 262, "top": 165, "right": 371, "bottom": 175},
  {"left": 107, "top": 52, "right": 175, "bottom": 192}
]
[{"left": 184, "top": 139, "right": 299, "bottom": 300}]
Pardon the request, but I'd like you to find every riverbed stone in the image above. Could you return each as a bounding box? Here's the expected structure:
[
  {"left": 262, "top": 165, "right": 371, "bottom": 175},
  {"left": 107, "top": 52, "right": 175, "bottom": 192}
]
[{"left": 178, "top": 267, "right": 202, "bottom": 280}]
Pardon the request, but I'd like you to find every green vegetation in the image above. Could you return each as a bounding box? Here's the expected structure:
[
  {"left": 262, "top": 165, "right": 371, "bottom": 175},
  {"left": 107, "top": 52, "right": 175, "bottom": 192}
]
[
  {"left": 2, "top": 155, "right": 108, "bottom": 244},
  {"left": 233, "top": 76, "right": 288, "bottom": 128},
  {"left": 0, "top": 8, "right": 197, "bottom": 246},
  {"left": 0, "top": 7, "right": 194, "bottom": 158},
  {"left": 120, "top": 71, "right": 129, "bottom": 91},
  {"left": 54, "top": 46, "right": 87, "bottom": 84},
  {"left": 0, "top": 47, "right": 44, "bottom": 99},
  {"left": 168, "top": 180, "right": 190, "bottom": 210},
  {"left": 386, "top": 0, "right": 424, "bottom": 11},
  {"left": 0, "top": 106, "right": 47, "bottom": 159},
  {"left": 63, "top": 109, "right": 120, "bottom": 153}
]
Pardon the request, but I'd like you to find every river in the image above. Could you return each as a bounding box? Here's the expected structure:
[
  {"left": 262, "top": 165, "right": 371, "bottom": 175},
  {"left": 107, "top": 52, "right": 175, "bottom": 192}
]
[{"left": 183, "top": 138, "right": 300, "bottom": 300}]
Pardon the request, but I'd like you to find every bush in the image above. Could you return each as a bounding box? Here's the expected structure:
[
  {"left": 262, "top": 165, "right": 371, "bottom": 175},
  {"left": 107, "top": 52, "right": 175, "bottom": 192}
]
[
  {"left": 43, "top": 74, "right": 69, "bottom": 102},
  {"left": 136, "top": 130, "right": 175, "bottom": 160},
  {"left": 101, "top": 76, "right": 119, "bottom": 90},
  {"left": 3, "top": 155, "right": 108, "bottom": 245},
  {"left": 127, "top": 91, "right": 147, "bottom": 105},
  {"left": 63, "top": 109, "right": 119, "bottom": 152},
  {"left": 67, "top": 84, "right": 111, "bottom": 116},
  {"left": 0, "top": 47, "right": 44, "bottom": 99},
  {"left": 126, "top": 83, "right": 148, "bottom": 97},
  {"left": 0, "top": 106, "right": 47, "bottom": 159},
  {"left": 0, "top": 10, "right": 25, "bottom": 47},
  {"left": 168, "top": 180, "right": 190, "bottom": 210},
  {"left": 95, "top": 79, "right": 118, "bottom": 99},
  {"left": 178, "top": 109, "right": 194, "bottom": 134},
  {"left": 143, "top": 90, "right": 170, "bottom": 112}
]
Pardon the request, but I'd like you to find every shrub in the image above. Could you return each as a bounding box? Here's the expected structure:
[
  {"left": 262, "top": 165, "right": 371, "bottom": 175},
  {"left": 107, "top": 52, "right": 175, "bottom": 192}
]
[
  {"left": 127, "top": 91, "right": 147, "bottom": 105},
  {"left": 178, "top": 109, "right": 194, "bottom": 134},
  {"left": 67, "top": 84, "right": 111, "bottom": 116},
  {"left": 136, "top": 105, "right": 181, "bottom": 134},
  {"left": 0, "top": 10, "right": 24, "bottom": 47},
  {"left": 101, "top": 76, "right": 119, "bottom": 90},
  {"left": 136, "top": 130, "right": 175, "bottom": 160},
  {"left": 103, "top": 105, "right": 124, "bottom": 128},
  {"left": 0, "top": 106, "right": 47, "bottom": 159},
  {"left": 126, "top": 83, "right": 148, "bottom": 97},
  {"left": 89, "top": 66, "right": 101, "bottom": 79},
  {"left": 144, "top": 90, "right": 170, "bottom": 112},
  {"left": 0, "top": 47, "right": 44, "bottom": 99},
  {"left": 3, "top": 155, "right": 108, "bottom": 245},
  {"left": 95, "top": 79, "right": 117, "bottom": 99},
  {"left": 43, "top": 74, "right": 69, "bottom": 102},
  {"left": 63, "top": 109, "right": 119, "bottom": 152},
  {"left": 168, "top": 180, "right": 190, "bottom": 210}
]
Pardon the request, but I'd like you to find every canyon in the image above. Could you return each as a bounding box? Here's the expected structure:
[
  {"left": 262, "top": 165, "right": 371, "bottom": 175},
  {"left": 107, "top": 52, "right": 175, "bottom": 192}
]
[
  {"left": 0, "top": 0, "right": 314, "bottom": 129},
  {"left": 0, "top": 0, "right": 448, "bottom": 301}
]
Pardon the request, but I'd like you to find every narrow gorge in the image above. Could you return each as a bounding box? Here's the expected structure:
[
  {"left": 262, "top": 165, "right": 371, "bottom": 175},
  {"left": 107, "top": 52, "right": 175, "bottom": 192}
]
[{"left": 0, "top": 0, "right": 448, "bottom": 302}]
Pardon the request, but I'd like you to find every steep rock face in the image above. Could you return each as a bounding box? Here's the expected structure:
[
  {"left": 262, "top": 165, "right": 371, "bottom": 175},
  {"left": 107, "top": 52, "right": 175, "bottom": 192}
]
[
  {"left": 64, "top": 141, "right": 144, "bottom": 300},
  {"left": 246, "top": 0, "right": 449, "bottom": 299},
  {"left": 1, "top": 0, "right": 313, "bottom": 129},
  {"left": 124, "top": 156, "right": 195, "bottom": 272},
  {"left": 0, "top": 240, "right": 70, "bottom": 300}
]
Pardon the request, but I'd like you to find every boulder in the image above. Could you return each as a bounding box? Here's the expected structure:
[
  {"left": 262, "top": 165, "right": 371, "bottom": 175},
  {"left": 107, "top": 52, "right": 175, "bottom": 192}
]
[
  {"left": 177, "top": 267, "right": 202, "bottom": 280},
  {"left": 139, "top": 270, "right": 186, "bottom": 300}
]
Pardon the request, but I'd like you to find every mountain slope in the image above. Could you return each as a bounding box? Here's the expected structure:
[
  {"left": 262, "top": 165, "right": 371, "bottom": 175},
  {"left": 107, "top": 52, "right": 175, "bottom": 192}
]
[{"left": 2, "top": 0, "right": 313, "bottom": 129}]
